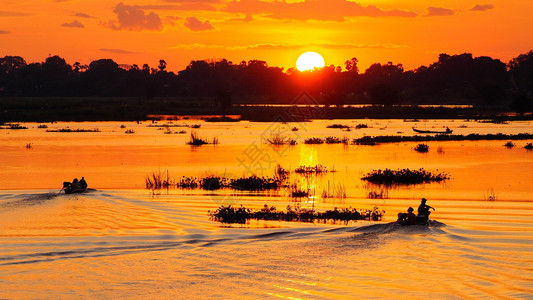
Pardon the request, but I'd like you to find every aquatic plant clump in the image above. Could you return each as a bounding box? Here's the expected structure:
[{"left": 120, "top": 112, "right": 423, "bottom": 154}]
[
  {"left": 353, "top": 133, "right": 533, "bottom": 145},
  {"left": 325, "top": 136, "right": 349, "bottom": 144},
  {"left": 361, "top": 168, "right": 449, "bottom": 185},
  {"left": 414, "top": 143, "right": 429, "bottom": 152},
  {"left": 326, "top": 124, "right": 350, "bottom": 129},
  {"left": 229, "top": 176, "right": 281, "bottom": 191},
  {"left": 304, "top": 137, "right": 324, "bottom": 144},
  {"left": 209, "top": 204, "right": 384, "bottom": 224},
  {"left": 525, "top": 143, "right": 533, "bottom": 150},
  {"left": 46, "top": 128, "right": 100, "bottom": 132},
  {"left": 264, "top": 132, "right": 296, "bottom": 145},
  {"left": 294, "top": 164, "right": 328, "bottom": 174},
  {"left": 504, "top": 141, "right": 515, "bottom": 148}
]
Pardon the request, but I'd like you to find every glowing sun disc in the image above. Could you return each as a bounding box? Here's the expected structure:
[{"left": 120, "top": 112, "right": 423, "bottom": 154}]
[{"left": 296, "top": 52, "right": 325, "bottom": 71}]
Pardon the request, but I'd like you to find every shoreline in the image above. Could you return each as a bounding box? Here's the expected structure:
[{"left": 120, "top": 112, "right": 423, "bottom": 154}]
[{"left": 1, "top": 97, "right": 532, "bottom": 122}]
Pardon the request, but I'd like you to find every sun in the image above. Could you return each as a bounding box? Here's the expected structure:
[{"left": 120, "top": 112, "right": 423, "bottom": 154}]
[{"left": 296, "top": 51, "right": 325, "bottom": 72}]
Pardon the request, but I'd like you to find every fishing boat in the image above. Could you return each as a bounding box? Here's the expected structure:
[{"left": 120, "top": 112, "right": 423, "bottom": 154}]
[
  {"left": 396, "top": 213, "right": 430, "bottom": 225},
  {"left": 412, "top": 127, "right": 452, "bottom": 134},
  {"left": 62, "top": 181, "right": 88, "bottom": 194}
]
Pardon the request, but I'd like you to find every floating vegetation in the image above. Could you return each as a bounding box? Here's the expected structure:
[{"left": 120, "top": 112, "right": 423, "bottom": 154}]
[
  {"left": 326, "top": 124, "right": 350, "bottom": 129},
  {"left": 367, "top": 189, "right": 389, "bottom": 199},
  {"left": 525, "top": 143, "right": 533, "bottom": 150},
  {"left": 145, "top": 169, "right": 173, "bottom": 189},
  {"left": 37, "top": 124, "right": 48, "bottom": 129},
  {"left": 46, "top": 128, "right": 100, "bottom": 132},
  {"left": 362, "top": 168, "right": 449, "bottom": 185},
  {"left": 304, "top": 137, "right": 324, "bottom": 144},
  {"left": 0, "top": 123, "right": 28, "bottom": 130},
  {"left": 125, "top": 129, "right": 135, "bottom": 134},
  {"left": 230, "top": 176, "right": 281, "bottom": 191},
  {"left": 120, "top": 124, "right": 126, "bottom": 129},
  {"left": 204, "top": 116, "right": 240, "bottom": 122},
  {"left": 290, "top": 186, "right": 309, "bottom": 198},
  {"left": 187, "top": 131, "right": 218, "bottom": 146},
  {"left": 190, "top": 124, "right": 201, "bottom": 129},
  {"left": 504, "top": 141, "right": 515, "bottom": 148},
  {"left": 201, "top": 176, "right": 223, "bottom": 190},
  {"left": 208, "top": 204, "right": 384, "bottom": 224},
  {"left": 25, "top": 143, "right": 32, "bottom": 149},
  {"left": 355, "top": 123, "right": 368, "bottom": 129},
  {"left": 325, "top": 136, "right": 349, "bottom": 144},
  {"left": 353, "top": 133, "right": 533, "bottom": 145},
  {"left": 264, "top": 132, "right": 296, "bottom": 145},
  {"left": 294, "top": 164, "right": 328, "bottom": 174},
  {"left": 414, "top": 143, "right": 429, "bottom": 153},
  {"left": 291, "top": 127, "right": 299, "bottom": 131}
]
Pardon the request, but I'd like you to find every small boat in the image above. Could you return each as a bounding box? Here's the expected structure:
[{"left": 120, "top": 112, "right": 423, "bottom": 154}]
[
  {"left": 412, "top": 127, "right": 452, "bottom": 134},
  {"left": 65, "top": 187, "right": 88, "bottom": 194},
  {"left": 62, "top": 181, "right": 88, "bottom": 194},
  {"left": 397, "top": 213, "right": 430, "bottom": 225}
]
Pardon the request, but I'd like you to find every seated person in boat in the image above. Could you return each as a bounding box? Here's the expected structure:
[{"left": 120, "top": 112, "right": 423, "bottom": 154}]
[
  {"left": 398, "top": 207, "right": 417, "bottom": 225},
  {"left": 79, "top": 177, "right": 87, "bottom": 189},
  {"left": 418, "top": 198, "right": 435, "bottom": 219}
]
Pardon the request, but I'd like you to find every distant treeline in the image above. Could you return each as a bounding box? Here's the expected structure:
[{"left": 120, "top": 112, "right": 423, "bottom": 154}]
[{"left": 0, "top": 51, "right": 532, "bottom": 112}]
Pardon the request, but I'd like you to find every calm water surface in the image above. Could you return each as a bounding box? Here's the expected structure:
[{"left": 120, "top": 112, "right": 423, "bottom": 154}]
[{"left": 0, "top": 119, "right": 532, "bottom": 298}]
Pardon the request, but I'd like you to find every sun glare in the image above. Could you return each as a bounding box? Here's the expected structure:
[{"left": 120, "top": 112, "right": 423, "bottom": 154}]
[{"left": 296, "top": 52, "right": 325, "bottom": 72}]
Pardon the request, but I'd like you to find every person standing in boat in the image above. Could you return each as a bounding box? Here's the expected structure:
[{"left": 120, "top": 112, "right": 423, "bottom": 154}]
[
  {"left": 79, "top": 177, "right": 87, "bottom": 189},
  {"left": 418, "top": 198, "right": 435, "bottom": 218}
]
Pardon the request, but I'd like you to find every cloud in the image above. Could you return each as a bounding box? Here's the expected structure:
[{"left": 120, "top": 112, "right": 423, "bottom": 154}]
[
  {"left": 0, "top": 30, "right": 10, "bottom": 34},
  {"left": 425, "top": 7, "right": 455, "bottom": 16},
  {"left": 171, "top": 42, "right": 406, "bottom": 51},
  {"left": 224, "top": 0, "right": 417, "bottom": 21},
  {"left": 470, "top": 4, "right": 494, "bottom": 11},
  {"left": 138, "top": 3, "right": 218, "bottom": 11},
  {"left": 184, "top": 17, "right": 215, "bottom": 31},
  {"left": 61, "top": 20, "right": 85, "bottom": 28},
  {"left": 100, "top": 48, "right": 136, "bottom": 54},
  {"left": 0, "top": 11, "right": 32, "bottom": 17},
  {"left": 107, "top": 3, "right": 163, "bottom": 31},
  {"left": 74, "top": 13, "right": 96, "bottom": 19}
]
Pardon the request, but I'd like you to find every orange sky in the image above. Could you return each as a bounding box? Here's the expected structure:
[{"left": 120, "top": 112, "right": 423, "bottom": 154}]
[{"left": 1, "top": 0, "right": 532, "bottom": 72}]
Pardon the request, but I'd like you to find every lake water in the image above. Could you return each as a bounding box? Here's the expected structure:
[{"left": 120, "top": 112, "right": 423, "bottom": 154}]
[{"left": 0, "top": 119, "right": 532, "bottom": 298}]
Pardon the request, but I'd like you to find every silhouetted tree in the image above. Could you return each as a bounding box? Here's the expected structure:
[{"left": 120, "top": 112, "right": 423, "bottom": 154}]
[
  {"left": 509, "top": 51, "right": 533, "bottom": 93},
  {"left": 158, "top": 60, "right": 167, "bottom": 73},
  {"left": 344, "top": 57, "right": 359, "bottom": 74}
]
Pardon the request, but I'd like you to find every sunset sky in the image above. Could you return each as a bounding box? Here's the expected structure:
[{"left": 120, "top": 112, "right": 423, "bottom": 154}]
[{"left": 1, "top": 0, "right": 532, "bottom": 72}]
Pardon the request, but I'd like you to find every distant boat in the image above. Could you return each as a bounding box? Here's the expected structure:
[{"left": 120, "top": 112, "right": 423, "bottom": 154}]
[{"left": 412, "top": 127, "right": 453, "bottom": 134}]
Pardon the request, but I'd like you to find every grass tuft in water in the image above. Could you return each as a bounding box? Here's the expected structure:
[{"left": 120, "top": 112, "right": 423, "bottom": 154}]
[
  {"left": 362, "top": 168, "right": 449, "bottom": 185},
  {"left": 209, "top": 204, "right": 384, "bottom": 224}
]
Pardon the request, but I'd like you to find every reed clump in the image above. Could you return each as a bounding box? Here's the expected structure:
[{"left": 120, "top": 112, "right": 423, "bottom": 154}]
[
  {"left": 362, "top": 168, "right": 449, "bottom": 185},
  {"left": 525, "top": 143, "right": 533, "bottom": 150},
  {"left": 326, "top": 124, "right": 350, "bottom": 129},
  {"left": 353, "top": 133, "right": 533, "bottom": 145},
  {"left": 355, "top": 123, "right": 368, "bottom": 129},
  {"left": 230, "top": 175, "right": 281, "bottom": 191},
  {"left": 414, "top": 143, "right": 429, "bottom": 153},
  {"left": 145, "top": 169, "right": 173, "bottom": 189},
  {"left": 264, "top": 132, "right": 296, "bottom": 145},
  {"left": 304, "top": 137, "right": 324, "bottom": 144},
  {"left": 504, "top": 141, "right": 515, "bottom": 148},
  {"left": 325, "top": 136, "right": 349, "bottom": 144},
  {"left": 46, "top": 128, "right": 100, "bottom": 132},
  {"left": 187, "top": 131, "right": 218, "bottom": 145},
  {"left": 294, "top": 165, "right": 328, "bottom": 174},
  {"left": 0, "top": 123, "right": 28, "bottom": 130},
  {"left": 209, "top": 204, "right": 384, "bottom": 224}
]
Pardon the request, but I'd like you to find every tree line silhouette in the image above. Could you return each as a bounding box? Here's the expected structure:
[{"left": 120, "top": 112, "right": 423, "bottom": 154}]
[{"left": 0, "top": 51, "right": 532, "bottom": 113}]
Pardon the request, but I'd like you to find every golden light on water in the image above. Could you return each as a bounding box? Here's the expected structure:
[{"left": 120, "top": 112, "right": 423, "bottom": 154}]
[{"left": 299, "top": 145, "right": 318, "bottom": 166}]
